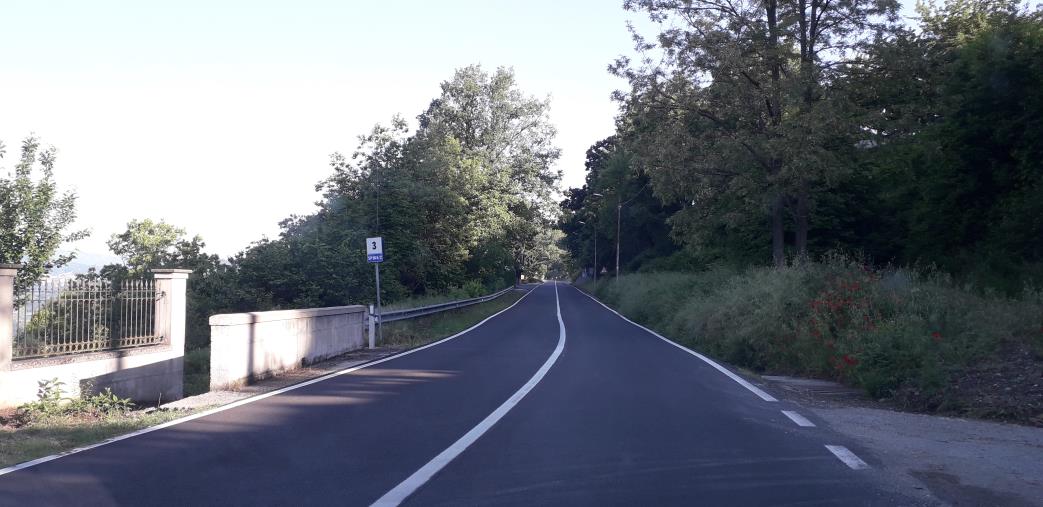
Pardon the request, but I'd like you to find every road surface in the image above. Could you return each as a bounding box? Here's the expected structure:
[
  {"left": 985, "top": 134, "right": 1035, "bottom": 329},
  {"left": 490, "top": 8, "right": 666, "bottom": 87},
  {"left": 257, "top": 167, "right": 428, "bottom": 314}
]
[{"left": 0, "top": 282, "right": 919, "bottom": 505}]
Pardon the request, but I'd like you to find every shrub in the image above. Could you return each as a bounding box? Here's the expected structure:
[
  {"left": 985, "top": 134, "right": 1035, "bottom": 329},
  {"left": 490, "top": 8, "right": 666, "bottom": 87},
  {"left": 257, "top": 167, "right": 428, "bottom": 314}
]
[
  {"left": 588, "top": 256, "right": 1043, "bottom": 406},
  {"left": 19, "top": 378, "right": 134, "bottom": 423}
]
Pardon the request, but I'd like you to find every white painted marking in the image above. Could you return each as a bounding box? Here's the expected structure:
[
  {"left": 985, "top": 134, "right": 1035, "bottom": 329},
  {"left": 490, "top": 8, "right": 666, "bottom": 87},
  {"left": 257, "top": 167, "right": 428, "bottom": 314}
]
[
  {"left": 569, "top": 285, "right": 778, "bottom": 402},
  {"left": 782, "top": 410, "right": 816, "bottom": 427},
  {"left": 825, "top": 445, "right": 869, "bottom": 470},
  {"left": 0, "top": 286, "right": 537, "bottom": 478},
  {"left": 371, "top": 282, "right": 568, "bottom": 507}
]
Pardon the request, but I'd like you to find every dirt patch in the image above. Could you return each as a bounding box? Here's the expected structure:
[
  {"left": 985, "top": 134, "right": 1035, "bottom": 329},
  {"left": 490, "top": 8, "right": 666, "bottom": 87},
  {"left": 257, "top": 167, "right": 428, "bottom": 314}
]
[
  {"left": 894, "top": 341, "right": 1043, "bottom": 426},
  {"left": 910, "top": 469, "right": 1038, "bottom": 507},
  {"left": 0, "top": 408, "right": 27, "bottom": 430},
  {"left": 763, "top": 340, "right": 1043, "bottom": 427}
]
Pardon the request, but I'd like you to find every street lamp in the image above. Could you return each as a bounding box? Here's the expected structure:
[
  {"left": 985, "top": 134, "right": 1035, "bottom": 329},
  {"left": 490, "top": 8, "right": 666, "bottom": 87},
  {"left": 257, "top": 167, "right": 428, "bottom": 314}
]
[
  {"left": 589, "top": 193, "right": 604, "bottom": 283},
  {"left": 613, "top": 185, "right": 647, "bottom": 279}
]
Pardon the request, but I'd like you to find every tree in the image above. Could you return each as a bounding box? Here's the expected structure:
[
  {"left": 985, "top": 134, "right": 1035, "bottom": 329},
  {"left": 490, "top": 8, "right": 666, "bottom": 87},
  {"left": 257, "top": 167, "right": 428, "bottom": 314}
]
[
  {"left": 419, "top": 65, "right": 562, "bottom": 283},
  {"left": 850, "top": 0, "right": 1043, "bottom": 290},
  {"left": 616, "top": 0, "right": 899, "bottom": 265},
  {"left": 559, "top": 136, "right": 680, "bottom": 275},
  {"left": 0, "top": 136, "right": 88, "bottom": 297},
  {"left": 101, "top": 219, "right": 226, "bottom": 349},
  {"left": 104, "top": 219, "right": 186, "bottom": 278}
]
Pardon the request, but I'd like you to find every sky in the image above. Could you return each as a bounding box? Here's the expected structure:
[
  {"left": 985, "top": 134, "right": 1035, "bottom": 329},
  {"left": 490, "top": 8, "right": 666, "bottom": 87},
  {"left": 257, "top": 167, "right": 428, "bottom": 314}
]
[{"left": 2, "top": 0, "right": 926, "bottom": 261}]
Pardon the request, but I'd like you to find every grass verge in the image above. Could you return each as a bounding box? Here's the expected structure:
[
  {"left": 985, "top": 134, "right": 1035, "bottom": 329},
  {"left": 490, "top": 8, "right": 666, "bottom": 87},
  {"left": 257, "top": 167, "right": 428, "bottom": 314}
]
[
  {"left": 381, "top": 289, "right": 525, "bottom": 348},
  {"left": 184, "top": 346, "right": 210, "bottom": 397},
  {"left": 582, "top": 256, "right": 1043, "bottom": 425},
  {"left": 0, "top": 407, "right": 202, "bottom": 469}
]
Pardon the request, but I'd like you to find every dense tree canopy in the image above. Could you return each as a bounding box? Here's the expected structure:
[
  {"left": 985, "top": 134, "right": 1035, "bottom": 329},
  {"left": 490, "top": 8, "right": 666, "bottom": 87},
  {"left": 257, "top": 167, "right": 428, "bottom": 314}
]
[
  {"left": 225, "top": 65, "right": 564, "bottom": 315},
  {"left": 561, "top": 0, "right": 1042, "bottom": 293}
]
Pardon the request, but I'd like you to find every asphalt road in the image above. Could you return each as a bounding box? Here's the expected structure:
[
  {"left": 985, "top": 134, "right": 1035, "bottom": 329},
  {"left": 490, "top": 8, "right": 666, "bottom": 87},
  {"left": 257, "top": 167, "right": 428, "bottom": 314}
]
[{"left": 0, "top": 282, "right": 919, "bottom": 506}]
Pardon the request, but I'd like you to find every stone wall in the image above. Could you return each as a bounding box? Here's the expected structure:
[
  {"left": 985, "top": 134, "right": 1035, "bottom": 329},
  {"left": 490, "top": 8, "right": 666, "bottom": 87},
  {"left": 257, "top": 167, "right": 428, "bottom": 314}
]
[{"left": 208, "top": 305, "right": 367, "bottom": 390}]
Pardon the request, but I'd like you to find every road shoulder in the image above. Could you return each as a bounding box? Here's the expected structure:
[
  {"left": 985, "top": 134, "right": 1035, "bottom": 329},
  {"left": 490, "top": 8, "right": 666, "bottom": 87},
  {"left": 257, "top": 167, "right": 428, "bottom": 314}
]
[{"left": 762, "top": 375, "right": 1043, "bottom": 506}]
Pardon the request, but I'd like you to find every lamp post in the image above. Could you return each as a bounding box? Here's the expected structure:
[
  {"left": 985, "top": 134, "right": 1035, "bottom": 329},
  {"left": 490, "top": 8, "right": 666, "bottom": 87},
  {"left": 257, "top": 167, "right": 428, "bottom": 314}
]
[
  {"left": 590, "top": 192, "right": 604, "bottom": 283},
  {"left": 578, "top": 219, "right": 598, "bottom": 283},
  {"left": 613, "top": 185, "right": 647, "bottom": 279}
]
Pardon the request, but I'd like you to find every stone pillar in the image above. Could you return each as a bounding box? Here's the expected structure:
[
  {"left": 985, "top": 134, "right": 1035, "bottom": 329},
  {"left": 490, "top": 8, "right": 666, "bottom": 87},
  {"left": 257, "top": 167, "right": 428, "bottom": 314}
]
[
  {"left": 152, "top": 269, "right": 191, "bottom": 352},
  {"left": 153, "top": 269, "right": 191, "bottom": 401},
  {"left": 0, "top": 264, "right": 17, "bottom": 372}
]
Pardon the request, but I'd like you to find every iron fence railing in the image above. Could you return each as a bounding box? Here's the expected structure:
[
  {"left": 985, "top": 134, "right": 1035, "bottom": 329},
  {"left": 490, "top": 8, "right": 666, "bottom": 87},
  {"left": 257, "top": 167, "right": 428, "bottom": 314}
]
[
  {"left": 374, "top": 286, "right": 516, "bottom": 324},
  {"left": 13, "top": 278, "right": 166, "bottom": 359}
]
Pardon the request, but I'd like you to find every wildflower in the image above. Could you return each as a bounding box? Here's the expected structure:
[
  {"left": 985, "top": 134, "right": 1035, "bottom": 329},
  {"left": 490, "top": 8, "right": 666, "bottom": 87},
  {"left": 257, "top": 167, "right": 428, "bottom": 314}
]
[
  {"left": 931, "top": 331, "right": 942, "bottom": 343},
  {"left": 842, "top": 354, "right": 858, "bottom": 366}
]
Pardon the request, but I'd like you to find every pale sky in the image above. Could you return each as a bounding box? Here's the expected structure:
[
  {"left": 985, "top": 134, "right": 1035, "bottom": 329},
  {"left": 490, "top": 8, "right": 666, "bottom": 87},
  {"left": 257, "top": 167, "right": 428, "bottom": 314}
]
[{"left": 2, "top": 1, "right": 926, "bottom": 261}]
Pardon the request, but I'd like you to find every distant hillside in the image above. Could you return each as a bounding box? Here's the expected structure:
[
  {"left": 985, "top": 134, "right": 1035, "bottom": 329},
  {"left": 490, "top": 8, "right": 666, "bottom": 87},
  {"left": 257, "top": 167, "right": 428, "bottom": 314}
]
[{"left": 50, "top": 251, "right": 121, "bottom": 275}]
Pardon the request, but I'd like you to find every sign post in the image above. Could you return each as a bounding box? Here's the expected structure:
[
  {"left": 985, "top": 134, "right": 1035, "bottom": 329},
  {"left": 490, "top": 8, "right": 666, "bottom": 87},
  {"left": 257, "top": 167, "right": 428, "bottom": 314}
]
[{"left": 367, "top": 237, "right": 384, "bottom": 347}]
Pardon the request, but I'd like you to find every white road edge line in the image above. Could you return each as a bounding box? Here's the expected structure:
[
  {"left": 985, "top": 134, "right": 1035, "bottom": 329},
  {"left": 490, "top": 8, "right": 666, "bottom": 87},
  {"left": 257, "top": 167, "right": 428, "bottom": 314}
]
[
  {"left": 0, "top": 286, "right": 538, "bottom": 478},
  {"left": 781, "top": 410, "right": 816, "bottom": 427},
  {"left": 371, "top": 281, "right": 568, "bottom": 507},
  {"left": 825, "top": 445, "right": 870, "bottom": 470},
  {"left": 568, "top": 285, "right": 777, "bottom": 402}
]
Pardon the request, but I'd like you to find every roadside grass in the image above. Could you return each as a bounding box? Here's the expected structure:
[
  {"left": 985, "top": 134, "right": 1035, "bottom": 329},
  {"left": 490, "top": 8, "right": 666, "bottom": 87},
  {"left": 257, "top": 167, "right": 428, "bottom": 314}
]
[
  {"left": 382, "top": 281, "right": 500, "bottom": 311},
  {"left": 381, "top": 290, "right": 525, "bottom": 348},
  {"left": 582, "top": 256, "right": 1043, "bottom": 423},
  {"left": 0, "top": 406, "right": 202, "bottom": 469},
  {"left": 184, "top": 347, "right": 210, "bottom": 397}
]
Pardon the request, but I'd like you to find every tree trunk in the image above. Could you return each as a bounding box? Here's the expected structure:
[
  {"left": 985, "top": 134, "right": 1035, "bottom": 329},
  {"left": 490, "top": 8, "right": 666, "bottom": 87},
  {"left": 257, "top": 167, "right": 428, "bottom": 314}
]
[
  {"left": 766, "top": 0, "right": 786, "bottom": 268},
  {"left": 795, "top": 186, "right": 809, "bottom": 261},
  {"left": 772, "top": 192, "right": 785, "bottom": 268}
]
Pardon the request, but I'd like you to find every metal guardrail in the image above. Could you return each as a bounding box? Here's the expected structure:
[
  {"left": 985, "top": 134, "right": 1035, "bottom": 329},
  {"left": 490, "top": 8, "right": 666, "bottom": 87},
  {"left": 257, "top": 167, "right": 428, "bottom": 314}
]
[{"left": 373, "top": 286, "right": 516, "bottom": 324}]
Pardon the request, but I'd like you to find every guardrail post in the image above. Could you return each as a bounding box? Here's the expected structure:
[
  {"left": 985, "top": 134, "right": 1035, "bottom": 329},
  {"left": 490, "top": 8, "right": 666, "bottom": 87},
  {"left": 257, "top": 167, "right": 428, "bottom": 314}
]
[
  {"left": 368, "top": 304, "right": 375, "bottom": 349},
  {"left": 0, "top": 264, "right": 18, "bottom": 372}
]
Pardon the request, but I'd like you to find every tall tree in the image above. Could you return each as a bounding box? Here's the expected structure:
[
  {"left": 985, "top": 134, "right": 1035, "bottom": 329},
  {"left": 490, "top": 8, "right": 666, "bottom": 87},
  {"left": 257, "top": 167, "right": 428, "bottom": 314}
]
[
  {"left": 616, "top": 0, "right": 899, "bottom": 265},
  {"left": 0, "top": 136, "right": 88, "bottom": 297},
  {"left": 419, "top": 65, "right": 562, "bottom": 283},
  {"left": 105, "top": 219, "right": 185, "bottom": 278}
]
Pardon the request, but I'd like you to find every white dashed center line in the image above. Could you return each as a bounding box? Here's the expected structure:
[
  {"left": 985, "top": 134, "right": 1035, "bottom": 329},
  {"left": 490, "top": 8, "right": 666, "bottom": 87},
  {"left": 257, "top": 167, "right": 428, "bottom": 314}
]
[
  {"left": 825, "top": 445, "right": 870, "bottom": 470},
  {"left": 782, "top": 410, "right": 816, "bottom": 427}
]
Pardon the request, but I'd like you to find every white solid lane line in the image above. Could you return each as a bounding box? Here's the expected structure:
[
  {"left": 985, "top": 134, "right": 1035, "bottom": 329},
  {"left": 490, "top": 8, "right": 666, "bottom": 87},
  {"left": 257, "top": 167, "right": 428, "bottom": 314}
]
[
  {"left": 569, "top": 285, "right": 778, "bottom": 402},
  {"left": 370, "top": 281, "right": 568, "bottom": 507},
  {"left": 782, "top": 410, "right": 816, "bottom": 427},
  {"left": 0, "top": 286, "right": 538, "bottom": 478},
  {"left": 825, "top": 445, "right": 870, "bottom": 470}
]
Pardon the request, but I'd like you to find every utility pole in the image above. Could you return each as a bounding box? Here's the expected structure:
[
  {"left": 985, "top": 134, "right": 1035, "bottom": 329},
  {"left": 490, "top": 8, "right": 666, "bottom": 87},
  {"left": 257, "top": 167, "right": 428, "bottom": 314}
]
[
  {"left": 614, "top": 184, "right": 648, "bottom": 280},
  {"left": 589, "top": 192, "right": 604, "bottom": 283},
  {"left": 615, "top": 199, "right": 621, "bottom": 279}
]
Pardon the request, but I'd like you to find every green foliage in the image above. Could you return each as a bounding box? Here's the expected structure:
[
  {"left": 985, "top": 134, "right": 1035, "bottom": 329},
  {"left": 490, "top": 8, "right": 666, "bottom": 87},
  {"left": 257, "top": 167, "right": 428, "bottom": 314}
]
[
  {"left": 559, "top": 137, "right": 680, "bottom": 276},
  {"left": 106, "top": 219, "right": 185, "bottom": 277},
  {"left": 96, "top": 219, "right": 224, "bottom": 350},
  {"left": 19, "top": 378, "right": 134, "bottom": 423},
  {"left": 226, "top": 65, "right": 561, "bottom": 316},
  {"left": 614, "top": 0, "right": 901, "bottom": 265},
  {"left": 588, "top": 256, "right": 1043, "bottom": 409},
  {"left": 563, "top": 1, "right": 1043, "bottom": 296},
  {"left": 0, "top": 136, "right": 88, "bottom": 298}
]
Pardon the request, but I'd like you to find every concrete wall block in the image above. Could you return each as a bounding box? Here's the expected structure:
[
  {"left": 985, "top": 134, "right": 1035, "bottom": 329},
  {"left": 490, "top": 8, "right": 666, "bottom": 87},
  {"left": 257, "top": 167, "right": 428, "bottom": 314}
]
[{"left": 209, "top": 306, "right": 367, "bottom": 390}]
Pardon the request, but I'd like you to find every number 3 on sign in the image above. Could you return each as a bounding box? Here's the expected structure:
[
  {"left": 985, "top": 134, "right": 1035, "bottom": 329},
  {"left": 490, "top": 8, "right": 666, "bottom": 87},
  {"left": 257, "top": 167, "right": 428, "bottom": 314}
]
[{"left": 366, "top": 237, "right": 383, "bottom": 263}]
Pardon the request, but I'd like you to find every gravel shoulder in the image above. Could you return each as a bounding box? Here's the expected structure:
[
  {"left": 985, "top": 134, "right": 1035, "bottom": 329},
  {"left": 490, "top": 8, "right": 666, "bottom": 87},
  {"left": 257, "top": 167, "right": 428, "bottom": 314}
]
[{"left": 762, "top": 375, "right": 1043, "bottom": 506}]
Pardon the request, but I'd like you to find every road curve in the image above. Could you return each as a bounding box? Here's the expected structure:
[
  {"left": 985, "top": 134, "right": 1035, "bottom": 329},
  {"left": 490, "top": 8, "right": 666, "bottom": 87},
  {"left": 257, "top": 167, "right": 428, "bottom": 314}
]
[{"left": 0, "top": 282, "right": 918, "bottom": 506}]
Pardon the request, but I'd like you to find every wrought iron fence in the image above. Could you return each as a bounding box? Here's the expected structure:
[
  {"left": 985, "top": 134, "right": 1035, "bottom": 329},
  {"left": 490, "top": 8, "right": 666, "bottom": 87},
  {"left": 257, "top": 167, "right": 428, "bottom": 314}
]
[{"left": 13, "top": 278, "right": 166, "bottom": 359}]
